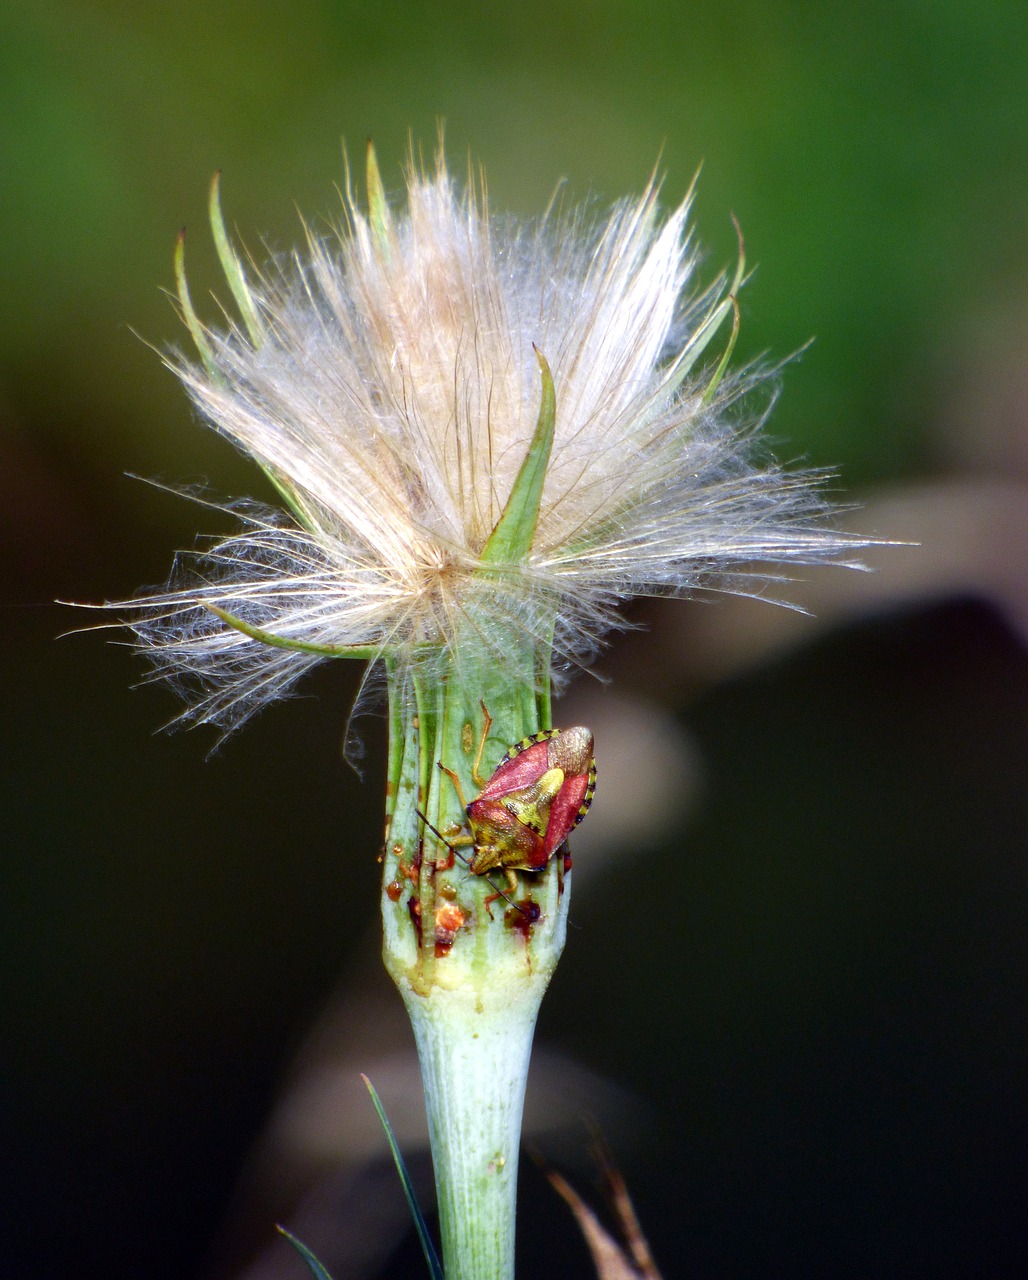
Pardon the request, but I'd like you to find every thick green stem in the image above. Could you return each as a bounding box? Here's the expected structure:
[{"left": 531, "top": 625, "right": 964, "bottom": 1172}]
[
  {"left": 380, "top": 650, "right": 568, "bottom": 1279},
  {"left": 397, "top": 955, "right": 556, "bottom": 1279}
]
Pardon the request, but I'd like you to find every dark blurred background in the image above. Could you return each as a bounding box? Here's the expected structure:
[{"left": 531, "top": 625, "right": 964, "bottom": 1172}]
[{"left": 4, "top": 2, "right": 1028, "bottom": 1277}]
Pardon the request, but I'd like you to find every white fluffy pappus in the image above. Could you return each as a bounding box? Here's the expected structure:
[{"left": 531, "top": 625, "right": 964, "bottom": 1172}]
[{"left": 121, "top": 148, "right": 865, "bottom": 731}]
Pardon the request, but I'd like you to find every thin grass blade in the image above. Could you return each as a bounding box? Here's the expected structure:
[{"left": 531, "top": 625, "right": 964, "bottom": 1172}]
[
  {"left": 362, "top": 1073, "right": 444, "bottom": 1280},
  {"left": 276, "top": 1226, "right": 335, "bottom": 1280}
]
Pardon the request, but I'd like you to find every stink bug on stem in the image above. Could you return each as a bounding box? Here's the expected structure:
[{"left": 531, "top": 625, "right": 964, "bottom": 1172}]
[{"left": 438, "top": 704, "right": 596, "bottom": 902}]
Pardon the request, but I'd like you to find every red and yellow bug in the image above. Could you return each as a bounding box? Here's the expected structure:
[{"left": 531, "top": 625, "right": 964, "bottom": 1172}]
[{"left": 438, "top": 705, "right": 596, "bottom": 895}]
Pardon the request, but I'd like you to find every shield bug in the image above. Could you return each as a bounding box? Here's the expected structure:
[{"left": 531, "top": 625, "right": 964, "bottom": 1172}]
[{"left": 438, "top": 704, "right": 596, "bottom": 897}]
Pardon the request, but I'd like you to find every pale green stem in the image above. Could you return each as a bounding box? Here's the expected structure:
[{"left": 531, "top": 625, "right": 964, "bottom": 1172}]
[
  {"left": 400, "top": 965, "right": 554, "bottom": 1279},
  {"left": 381, "top": 649, "right": 567, "bottom": 1280}
]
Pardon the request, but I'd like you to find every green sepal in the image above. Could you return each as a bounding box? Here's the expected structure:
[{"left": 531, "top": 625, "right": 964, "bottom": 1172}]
[
  {"left": 362, "top": 1074, "right": 444, "bottom": 1280},
  {"left": 366, "top": 141, "right": 393, "bottom": 257},
  {"left": 206, "top": 605, "right": 380, "bottom": 658},
  {"left": 699, "top": 214, "right": 746, "bottom": 406},
  {"left": 699, "top": 293, "right": 740, "bottom": 408},
  {"left": 259, "top": 472, "right": 319, "bottom": 533},
  {"left": 207, "top": 177, "right": 320, "bottom": 527},
  {"left": 479, "top": 346, "right": 555, "bottom": 566},
  {"left": 173, "top": 229, "right": 218, "bottom": 379},
  {"left": 208, "top": 171, "right": 264, "bottom": 345},
  {"left": 276, "top": 1226, "right": 335, "bottom": 1280},
  {"left": 665, "top": 213, "right": 747, "bottom": 402}
]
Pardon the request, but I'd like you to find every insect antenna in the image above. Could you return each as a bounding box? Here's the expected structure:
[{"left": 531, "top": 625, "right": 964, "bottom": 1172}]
[
  {"left": 415, "top": 808, "right": 527, "bottom": 916},
  {"left": 415, "top": 808, "right": 470, "bottom": 866}
]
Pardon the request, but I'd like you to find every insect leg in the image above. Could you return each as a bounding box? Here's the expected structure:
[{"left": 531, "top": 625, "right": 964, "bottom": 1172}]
[{"left": 470, "top": 700, "right": 493, "bottom": 788}]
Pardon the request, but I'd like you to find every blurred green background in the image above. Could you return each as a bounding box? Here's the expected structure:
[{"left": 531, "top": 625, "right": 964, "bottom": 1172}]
[{"left": 4, "top": 2, "right": 1028, "bottom": 1277}]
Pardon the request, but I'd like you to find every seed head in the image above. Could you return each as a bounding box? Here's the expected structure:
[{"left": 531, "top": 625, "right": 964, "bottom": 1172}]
[{"left": 123, "top": 145, "right": 862, "bottom": 730}]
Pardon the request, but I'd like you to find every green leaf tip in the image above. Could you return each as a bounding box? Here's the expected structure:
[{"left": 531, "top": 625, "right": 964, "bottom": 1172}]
[
  {"left": 699, "top": 294, "right": 740, "bottom": 407},
  {"left": 699, "top": 213, "right": 745, "bottom": 407},
  {"left": 276, "top": 1227, "right": 335, "bottom": 1280},
  {"left": 480, "top": 346, "right": 556, "bottom": 567},
  {"left": 665, "top": 211, "right": 747, "bottom": 402},
  {"left": 173, "top": 228, "right": 218, "bottom": 378},
  {"left": 365, "top": 140, "right": 393, "bottom": 255},
  {"left": 206, "top": 605, "right": 379, "bottom": 658},
  {"left": 362, "top": 1074, "right": 444, "bottom": 1280},
  {"left": 208, "top": 171, "right": 264, "bottom": 345}
]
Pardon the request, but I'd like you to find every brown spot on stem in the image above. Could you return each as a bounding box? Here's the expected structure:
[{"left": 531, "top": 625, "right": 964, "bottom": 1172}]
[
  {"left": 433, "top": 900, "right": 467, "bottom": 956},
  {"left": 407, "top": 895, "right": 422, "bottom": 945},
  {"left": 505, "top": 897, "right": 541, "bottom": 939}
]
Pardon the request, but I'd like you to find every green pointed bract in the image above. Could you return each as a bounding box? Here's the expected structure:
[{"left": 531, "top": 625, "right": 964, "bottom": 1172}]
[
  {"left": 365, "top": 141, "right": 393, "bottom": 258},
  {"left": 206, "top": 605, "right": 379, "bottom": 658},
  {"left": 276, "top": 1227, "right": 336, "bottom": 1280},
  {"left": 208, "top": 171, "right": 264, "bottom": 345},
  {"left": 665, "top": 214, "right": 746, "bottom": 403},
  {"left": 362, "top": 1074, "right": 445, "bottom": 1280},
  {"left": 699, "top": 214, "right": 746, "bottom": 406},
  {"left": 700, "top": 293, "right": 741, "bottom": 408},
  {"left": 267, "top": 479, "right": 319, "bottom": 532},
  {"left": 479, "top": 347, "right": 556, "bottom": 568},
  {"left": 173, "top": 230, "right": 218, "bottom": 380},
  {"left": 176, "top": 191, "right": 311, "bottom": 529}
]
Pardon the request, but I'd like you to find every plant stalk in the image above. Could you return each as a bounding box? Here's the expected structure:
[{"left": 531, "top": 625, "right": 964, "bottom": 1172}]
[{"left": 380, "top": 654, "right": 568, "bottom": 1279}]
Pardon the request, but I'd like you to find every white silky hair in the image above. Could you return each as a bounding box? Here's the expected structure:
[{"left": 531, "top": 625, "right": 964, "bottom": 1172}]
[{"left": 124, "top": 152, "right": 863, "bottom": 730}]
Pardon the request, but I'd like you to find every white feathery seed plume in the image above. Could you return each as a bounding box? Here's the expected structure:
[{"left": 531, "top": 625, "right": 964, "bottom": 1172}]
[{"left": 119, "top": 145, "right": 864, "bottom": 731}]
